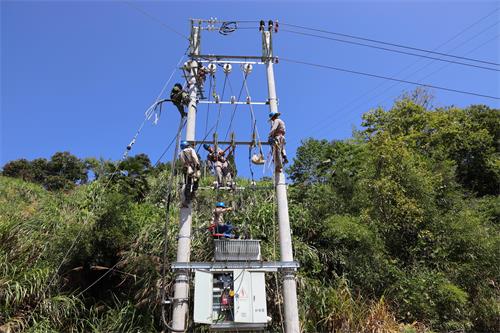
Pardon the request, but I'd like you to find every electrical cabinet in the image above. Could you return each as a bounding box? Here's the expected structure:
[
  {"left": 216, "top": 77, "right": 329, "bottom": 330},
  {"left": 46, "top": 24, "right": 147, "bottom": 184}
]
[{"left": 194, "top": 269, "right": 267, "bottom": 326}]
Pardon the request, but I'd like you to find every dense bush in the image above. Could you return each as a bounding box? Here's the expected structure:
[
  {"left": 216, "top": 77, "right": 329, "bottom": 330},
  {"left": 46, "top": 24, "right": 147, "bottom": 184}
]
[{"left": 1, "top": 96, "right": 498, "bottom": 332}]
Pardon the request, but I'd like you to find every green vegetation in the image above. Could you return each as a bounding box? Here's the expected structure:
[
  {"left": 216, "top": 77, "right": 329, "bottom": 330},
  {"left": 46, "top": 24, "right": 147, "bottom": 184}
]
[{"left": 1, "top": 94, "right": 499, "bottom": 332}]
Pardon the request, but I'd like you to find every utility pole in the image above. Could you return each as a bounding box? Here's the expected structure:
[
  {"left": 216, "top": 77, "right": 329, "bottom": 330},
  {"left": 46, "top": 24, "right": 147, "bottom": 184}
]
[
  {"left": 171, "top": 22, "right": 200, "bottom": 332},
  {"left": 262, "top": 23, "right": 301, "bottom": 333}
]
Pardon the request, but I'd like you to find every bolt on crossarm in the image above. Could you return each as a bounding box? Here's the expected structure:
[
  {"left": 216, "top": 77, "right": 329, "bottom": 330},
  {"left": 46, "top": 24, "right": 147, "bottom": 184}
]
[
  {"left": 170, "top": 20, "right": 200, "bottom": 332},
  {"left": 262, "top": 21, "right": 301, "bottom": 333}
]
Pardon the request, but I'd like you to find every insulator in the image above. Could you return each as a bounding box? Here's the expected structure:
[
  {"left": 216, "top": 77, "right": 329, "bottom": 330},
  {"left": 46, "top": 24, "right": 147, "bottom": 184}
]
[
  {"left": 208, "top": 63, "right": 217, "bottom": 74},
  {"left": 183, "top": 62, "right": 190, "bottom": 71},
  {"left": 215, "top": 95, "right": 220, "bottom": 103},
  {"left": 242, "top": 63, "right": 253, "bottom": 74},
  {"left": 268, "top": 20, "right": 273, "bottom": 31},
  {"left": 246, "top": 96, "right": 251, "bottom": 104},
  {"left": 223, "top": 63, "right": 232, "bottom": 73},
  {"left": 259, "top": 20, "right": 265, "bottom": 31},
  {"left": 230, "top": 96, "right": 236, "bottom": 104},
  {"left": 128, "top": 138, "right": 136, "bottom": 149},
  {"left": 274, "top": 20, "right": 279, "bottom": 33}
]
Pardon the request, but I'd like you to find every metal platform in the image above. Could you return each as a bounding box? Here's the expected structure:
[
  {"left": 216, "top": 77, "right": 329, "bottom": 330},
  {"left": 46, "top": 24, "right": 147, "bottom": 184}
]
[
  {"left": 188, "top": 140, "right": 270, "bottom": 146},
  {"left": 197, "top": 186, "right": 274, "bottom": 191},
  {"left": 171, "top": 261, "right": 299, "bottom": 272},
  {"left": 209, "top": 322, "right": 267, "bottom": 331}
]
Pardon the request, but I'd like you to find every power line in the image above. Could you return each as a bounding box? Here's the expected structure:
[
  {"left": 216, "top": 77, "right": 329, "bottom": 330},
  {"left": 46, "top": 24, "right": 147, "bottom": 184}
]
[
  {"left": 280, "top": 10, "right": 500, "bottom": 67},
  {"left": 280, "top": 58, "right": 500, "bottom": 100},
  {"left": 281, "top": 28, "right": 500, "bottom": 72},
  {"left": 122, "top": 1, "right": 189, "bottom": 40},
  {"left": 313, "top": 33, "right": 500, "bottom": 138},
  {"left": 305, "top": 9, "right": 500, "bottom": 137}
]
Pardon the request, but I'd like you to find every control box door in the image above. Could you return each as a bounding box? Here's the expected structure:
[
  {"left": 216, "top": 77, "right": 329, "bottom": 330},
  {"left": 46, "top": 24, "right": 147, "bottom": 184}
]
[
  {"left": 251, "top": 272, "right": 267, "bottom": 323},
  {"left": 194, "top": 270, "right": 213, "bottom": 324},
  {"left": 233, "top": 269, "right": 253, "bottom": 323}
]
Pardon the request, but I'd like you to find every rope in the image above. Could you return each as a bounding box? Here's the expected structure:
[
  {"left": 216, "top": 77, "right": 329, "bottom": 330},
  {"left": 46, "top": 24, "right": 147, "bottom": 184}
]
[
  {"left": 160, "top": 116, "right": 187, "bottom": 333},
  {"left": 242, "top": 71, "right": 263, "bottom": 154},
  {"left": 154, "top": 118, "right": 188, "bottom": 167},
  {"left": 272, "top": 182, "right": 285, "bottom": 333},
  {"left": 126, "top": 51, "right": 187, "bottom": 158},
  {"left": 215, "top": 73, "right": 229, "bottom": 134},
  {"left": 30, "top": 148, "right": 131, "bottom": 319},
  {"left": 242, "top": 70, "right": 265, "bottom": 181},
  {"left": 28, "top": 51, "right": 187, "bottom": 323},
  {"left": 224, "top": 72, "right": 248, "bottom": 140},
  {"left": 203, "top": 75, "right": 214, "bottom": 140}
]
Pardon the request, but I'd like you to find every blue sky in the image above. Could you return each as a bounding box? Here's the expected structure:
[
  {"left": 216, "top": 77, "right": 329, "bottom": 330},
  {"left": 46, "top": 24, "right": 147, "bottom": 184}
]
[{"left": 2, "top": 1, "right": 499, "bottom": 178}]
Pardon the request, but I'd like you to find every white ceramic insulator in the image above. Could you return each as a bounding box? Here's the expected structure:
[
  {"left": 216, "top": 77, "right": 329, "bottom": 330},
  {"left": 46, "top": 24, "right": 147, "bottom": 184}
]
[
  {"left": 208, "top": 63, "right": 217, "bottom": 74},
  {"left": 243, "top": 63, "right": 253, "bottom": 74},
  {"left": 223, "top": 63, "right": 232, "bottom": 73}
]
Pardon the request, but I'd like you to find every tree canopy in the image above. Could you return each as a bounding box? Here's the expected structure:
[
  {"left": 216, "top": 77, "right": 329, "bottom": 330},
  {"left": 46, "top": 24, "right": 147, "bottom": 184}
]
[{"left": 1, "top": 95, "right": 499, "bottom": 332}]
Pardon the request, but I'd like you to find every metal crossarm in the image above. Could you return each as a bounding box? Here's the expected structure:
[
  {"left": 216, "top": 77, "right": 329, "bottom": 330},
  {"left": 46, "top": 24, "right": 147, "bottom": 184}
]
[
  {"left": 192, "top": 54, "right": 278, "bottom": 62},
  {"left": 198, "top": 100, "right": 269, "bottom": 105},
  {"left": 171, "top": 261, "right": 299, "bottom": 271}
]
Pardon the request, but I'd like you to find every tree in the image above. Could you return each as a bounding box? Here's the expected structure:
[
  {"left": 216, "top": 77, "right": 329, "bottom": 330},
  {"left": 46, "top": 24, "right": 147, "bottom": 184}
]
[
  {"left": 2, "top": 159, "right": 33, "bottom": 181},
  {"left": 2, "top": 152, "right": 88, "bottom": 191}
]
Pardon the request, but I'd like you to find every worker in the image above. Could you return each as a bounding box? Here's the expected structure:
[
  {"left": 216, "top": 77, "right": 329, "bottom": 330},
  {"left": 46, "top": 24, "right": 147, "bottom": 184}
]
[
  {"left": 170, "top": 83, "right": 190, "bottom": 117},
  {"left": 203, "top": 144, "right": 234, "bottom": 189},
  {"left": 268, "top": 111, "right": 288, "bottom": 167},
  {"left": 179, "top": 140, "right": 200, "bottom": 205},
  {"left": 210, "top": 202, "right": 236, "bottom": 238}
]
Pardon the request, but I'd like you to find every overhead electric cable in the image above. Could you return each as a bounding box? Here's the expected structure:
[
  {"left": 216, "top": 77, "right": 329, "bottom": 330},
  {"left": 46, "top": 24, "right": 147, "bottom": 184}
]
[
  {"left": 306, "top": 10, "right": 500, "bottom": 136},
  {"left": 281, "top": 10, "right": 500, "bottom": 66},
  {"left": 281, "top": 58, "right": 500, "bottom": 100},
  {"left": 122, "top": 1, "right": 189, "bottom": 40},
  {"left": 281, "top": 28, "right": 500, "bottom": 72},
  {"left": 314, "top": 33, "right": 500, "bottom": 138}
]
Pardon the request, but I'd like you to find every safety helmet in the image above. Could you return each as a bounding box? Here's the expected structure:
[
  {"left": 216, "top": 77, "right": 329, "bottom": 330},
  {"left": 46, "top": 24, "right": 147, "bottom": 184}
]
[
  {"left": 180, "top": 140, "right": 189, "bottom": 149},
  {"left": 216, "top": 202, "right": 225, "bottom": 208},
  {"left": 268, "top": 111, "right": 281, "bottom": 119},
  {"left": 203, "top": 144, "right": 211, "bottom": 151}
]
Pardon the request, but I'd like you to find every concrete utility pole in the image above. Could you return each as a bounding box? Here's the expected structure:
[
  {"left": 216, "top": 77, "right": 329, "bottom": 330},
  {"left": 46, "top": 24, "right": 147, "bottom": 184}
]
[
  {"left": 262, "top": 26, "right": 301, "bottom": 333},
  {"left": 171, "top": 22, "right": 200, "bottom": 332}
]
